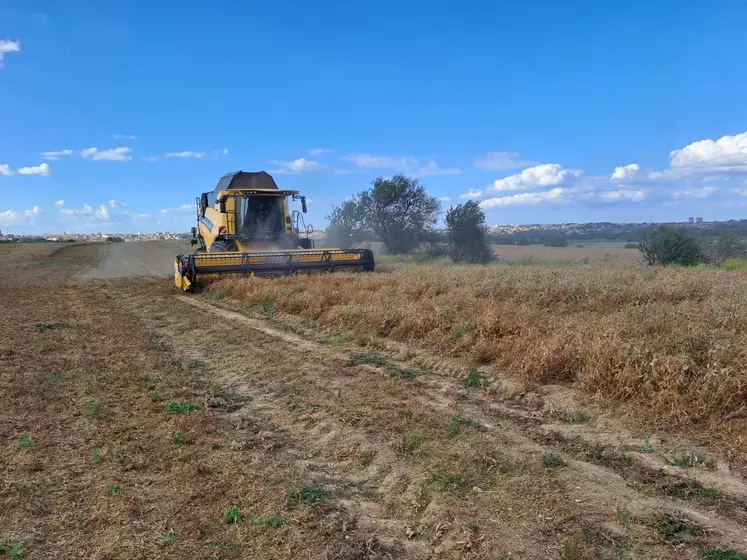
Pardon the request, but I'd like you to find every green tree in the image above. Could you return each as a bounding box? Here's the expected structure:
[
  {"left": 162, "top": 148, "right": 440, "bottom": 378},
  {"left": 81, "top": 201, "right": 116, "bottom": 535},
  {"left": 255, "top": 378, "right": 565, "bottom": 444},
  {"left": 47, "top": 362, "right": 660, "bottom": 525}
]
[
  {"left": 326, "top": 197, "right": 368, "bottom": 248},
  {"left": 359, "top": 174, "right": 441, "bottom": 254},
  {"left": 445, "top": 201, "right": 495, "bottom": 263},
  {"left": 705, "top": 232, "right": 747, "bottom": 264},
  {"left": 639, "top": 226, "right": 702, "bottom": 266}
]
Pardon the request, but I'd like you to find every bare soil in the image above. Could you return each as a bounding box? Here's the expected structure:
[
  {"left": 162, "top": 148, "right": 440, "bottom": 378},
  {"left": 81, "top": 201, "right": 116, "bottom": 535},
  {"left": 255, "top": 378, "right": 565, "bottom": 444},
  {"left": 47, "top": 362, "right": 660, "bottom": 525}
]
[{"left": 1, "top": 242, "right": 746, "bottom": 559}]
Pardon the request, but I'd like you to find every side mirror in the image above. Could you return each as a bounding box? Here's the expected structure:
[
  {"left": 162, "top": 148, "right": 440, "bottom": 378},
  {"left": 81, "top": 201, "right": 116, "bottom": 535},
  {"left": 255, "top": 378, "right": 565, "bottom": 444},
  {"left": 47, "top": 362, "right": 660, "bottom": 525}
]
[
  {"left": 218, "top": 199, "right": 226, "bottom": 213},
  {"left": 191, "top": 226, "right": 198, "bottom": 238},
  {"left": 301, "top": 196, "right": 307, "bottom": 213},
  {"left": 200, "top": 193, "right": 208, "bottom": 212}
]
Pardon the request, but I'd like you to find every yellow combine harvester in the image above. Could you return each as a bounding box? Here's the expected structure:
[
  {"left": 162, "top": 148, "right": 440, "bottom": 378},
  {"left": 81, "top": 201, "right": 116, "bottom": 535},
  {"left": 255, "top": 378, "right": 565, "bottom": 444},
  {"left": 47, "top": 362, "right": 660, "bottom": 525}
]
[{"left": 174, "top": 171, "right": 375, "bottom": 291}]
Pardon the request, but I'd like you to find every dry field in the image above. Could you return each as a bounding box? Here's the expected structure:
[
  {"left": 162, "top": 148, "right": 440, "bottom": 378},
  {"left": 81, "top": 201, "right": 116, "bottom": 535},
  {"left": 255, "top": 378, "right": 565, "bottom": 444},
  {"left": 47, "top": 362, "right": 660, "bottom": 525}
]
[{"left": 2, "top": 241, "right": 747, "bottom": 559}]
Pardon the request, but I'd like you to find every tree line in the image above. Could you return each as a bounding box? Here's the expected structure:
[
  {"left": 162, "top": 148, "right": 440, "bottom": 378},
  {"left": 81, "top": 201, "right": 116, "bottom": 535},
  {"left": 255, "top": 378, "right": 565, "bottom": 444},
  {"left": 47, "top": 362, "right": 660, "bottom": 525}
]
[
  {"left": 327, "top": 174, "right": 495, "bottom": 263},
  {"left": 327, "top": 174, "right": 747, "bottom": 267}
]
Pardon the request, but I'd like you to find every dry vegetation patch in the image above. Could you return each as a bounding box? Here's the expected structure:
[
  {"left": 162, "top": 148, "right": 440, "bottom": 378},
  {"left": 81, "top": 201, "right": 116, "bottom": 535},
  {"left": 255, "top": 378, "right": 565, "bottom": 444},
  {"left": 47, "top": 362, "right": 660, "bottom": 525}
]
[{"left": 214, "top": 264, "right": 747, "bottom": 457}]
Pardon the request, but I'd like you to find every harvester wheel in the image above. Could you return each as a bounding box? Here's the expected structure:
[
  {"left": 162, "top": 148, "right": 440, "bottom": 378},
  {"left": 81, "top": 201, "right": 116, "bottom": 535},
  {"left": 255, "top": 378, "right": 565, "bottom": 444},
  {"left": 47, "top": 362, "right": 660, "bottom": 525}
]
[{"left": 209, "top": 240, "right": 236, "bottom": 253}]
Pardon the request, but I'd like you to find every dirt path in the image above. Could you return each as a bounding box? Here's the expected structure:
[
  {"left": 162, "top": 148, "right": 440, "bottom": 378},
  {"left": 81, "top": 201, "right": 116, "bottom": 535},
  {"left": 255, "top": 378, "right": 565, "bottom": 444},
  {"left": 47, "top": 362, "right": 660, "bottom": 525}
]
[{"left": 2, "top": 243, "right": 747, "bottom": 559}]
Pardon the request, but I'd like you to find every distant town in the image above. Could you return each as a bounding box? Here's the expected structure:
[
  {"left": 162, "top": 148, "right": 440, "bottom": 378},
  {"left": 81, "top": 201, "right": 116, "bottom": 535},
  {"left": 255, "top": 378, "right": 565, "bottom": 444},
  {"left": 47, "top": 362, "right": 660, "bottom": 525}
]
[{"left": 0, "top": 217, "right": 743, "bottom": 244}]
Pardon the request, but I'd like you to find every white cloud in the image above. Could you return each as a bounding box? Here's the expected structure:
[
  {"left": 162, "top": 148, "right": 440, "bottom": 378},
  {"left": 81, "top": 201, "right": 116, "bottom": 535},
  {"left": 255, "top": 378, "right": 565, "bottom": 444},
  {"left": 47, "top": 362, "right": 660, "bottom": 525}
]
[
  {"left": 42, "top": 150, "right": 74, "bottom": 161},
  {"left": 487, "top": 163, "right": 583, "bottom": 193},
  {"left": 55, "top": 200, "right": 65, "bottom": 207},
  {"left": 341, "top": 153, "right": 418, "bottom": 170},
  {"left": 108, "top": 200, "right": 124, "bottom": 208},
  {"left": 309, "top": 148, "right": 334, "bottom": 155},
  {"left": 95, "top": 205, "right": 110, "bottom": 221},
  {"left": 597, "top": 189, "right": 646, "bottom": 202},
  {"left": 165, "top": 151, "right": 205, "bottom": 159},
  {"left": 481, "top": 188, "right": 570, "bottom": 208},
  {"left": 670, "top": 132, "right": 747, "bottom": 169},
  {"left": 269, "top": 158, "right": 328, "bottom": 174},
  {"left": 412, "top": 161, "right": 461, "bottom": 178},
  {"left": 82, "top": 147, "right": 132, "bottom": 161},
  {"left": 60, "top": 203, "right": 94, "bottom": 218},
  {"left": 142, "top": 156, "right": 160, "bottom": 162},
  {"left": 460, "top": 189, "right": 484, "bottom": 200},
  {"left": 474, "top": 152, "right": 534, "bottom": 171},
  {"left": 0, "top": 164, "right": 11, "bottom": 176},
  {"left": 223, "top": 148, "right": 229, "bottom": 155},
  {"left": 671, "top": 187, "right": 719, "bottom": 200},
  {"left": 0, "top": 206, "right": 42, "bottom": 226},
  {"left": 160, "top": 203, "right": 195, "bottom": 215},
  {"left": 439, "top": 196, "right": 452, "bottom": 202},
  {"left": 114, "top": 134, "right": 138, "bottom": 140},
  {"left": 0, "top": 40, "right": 20, "bottom": 67},
  {"left": 17, "top": 163, "right": 52, "bottom": 176},
  {"left": 611, "top": 163, "right": 646, "bottom": 181}
]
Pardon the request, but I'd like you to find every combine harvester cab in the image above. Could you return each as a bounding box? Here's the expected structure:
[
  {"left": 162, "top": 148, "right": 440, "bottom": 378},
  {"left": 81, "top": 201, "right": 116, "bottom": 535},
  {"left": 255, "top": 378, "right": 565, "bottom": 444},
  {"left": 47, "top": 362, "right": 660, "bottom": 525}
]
[{"left": 175, "top": 171, "right": 375, "bottom": 291}]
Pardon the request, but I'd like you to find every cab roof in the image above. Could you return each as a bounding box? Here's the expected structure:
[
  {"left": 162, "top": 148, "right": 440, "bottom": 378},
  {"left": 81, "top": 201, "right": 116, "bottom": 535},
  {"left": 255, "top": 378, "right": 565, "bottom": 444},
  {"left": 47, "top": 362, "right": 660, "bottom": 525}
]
[{"left": 214, "top": 171, "right": 278, "bottom": 193}]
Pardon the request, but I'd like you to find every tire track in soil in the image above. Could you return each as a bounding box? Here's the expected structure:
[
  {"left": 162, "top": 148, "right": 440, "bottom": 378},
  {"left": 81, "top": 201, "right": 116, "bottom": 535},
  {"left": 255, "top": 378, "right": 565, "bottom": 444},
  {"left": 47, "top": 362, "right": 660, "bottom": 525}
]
[{"left": 129, "top": 290, "right": 747, "bottom": 558}]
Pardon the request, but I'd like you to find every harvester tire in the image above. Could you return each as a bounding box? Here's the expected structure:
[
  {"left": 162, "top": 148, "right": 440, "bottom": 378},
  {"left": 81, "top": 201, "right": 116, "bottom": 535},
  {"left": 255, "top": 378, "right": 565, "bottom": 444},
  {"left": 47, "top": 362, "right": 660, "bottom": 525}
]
[{"left": 209, "top": 240, "right": 236, "bottom": 253}]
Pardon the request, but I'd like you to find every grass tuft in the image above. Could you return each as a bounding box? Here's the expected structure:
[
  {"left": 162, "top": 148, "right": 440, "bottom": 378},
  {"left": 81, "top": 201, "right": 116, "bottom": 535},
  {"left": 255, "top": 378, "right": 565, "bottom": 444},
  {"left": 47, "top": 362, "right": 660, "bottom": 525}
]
[
  {"left": 164, "top": 401, "right": 200, "bottom": 415},
  {"left": 542, "top": 452, "right": 567, "bottom": 468},
  {"left": 16, "top": 435, "right": 35, "bottom": 452},
  {"left": 564, "top": 408, "right": 589, "bottom": 423},
  {"left": 462, "top": 368, "right": 484, "bottom": 388}
]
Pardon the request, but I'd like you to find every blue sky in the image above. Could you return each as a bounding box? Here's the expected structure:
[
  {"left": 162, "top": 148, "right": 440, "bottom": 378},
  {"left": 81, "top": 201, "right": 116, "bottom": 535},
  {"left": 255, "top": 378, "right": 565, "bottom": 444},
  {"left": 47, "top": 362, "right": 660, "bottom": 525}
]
[{"left": 2, "top": 1, "right": 747, "bottom": 234}]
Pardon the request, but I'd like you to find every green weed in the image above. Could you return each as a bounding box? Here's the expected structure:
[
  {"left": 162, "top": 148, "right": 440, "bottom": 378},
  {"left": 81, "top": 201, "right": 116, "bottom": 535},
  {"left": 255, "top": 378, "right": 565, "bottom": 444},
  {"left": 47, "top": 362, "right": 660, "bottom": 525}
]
[
  {"left": 16, "top": 435, "right": 35, "bottom": 452},
  {"left": 447, "top": 413, "right": 484, "bottom": 437},
  {"left": 467, "top": 522, "right": 480, "bottom": 533},
  {"left": 91, "top": 449, "right": 102, "bottom": 464},
  {"left": 173, "top": 432, "right": 185, "bottom": 447},
  {"left": 260, "top": 297, "right": 275, "bottom": 315},
  {"left": 223, "top": 505, "right": 245, "bottom": 524},
  {"left": 355, "top": 333, "right": 368, "bottom": 347},
  {"left": 462, "top": 368, "right": 484, "bottom": 388},
  {"left": 251, "top": 512, "right": 288, "bottom": 528},
  {"left": 165, "top": 401, "right": 200, "bottom": 415},
  {"left": 211, "top": 442, "right": 222, "bottom": 450},
  {"left": 427, "top": 473, "right": 472, "bottom": 497},
  {"left": 542, "top": 453, "right": 566, "bottom": 468},
  {"left": 151, "top": 390, "right": 161, "bottom": 402},
  {"left": 451, "top": 325, "right": 470, "bottom": 343},
  {"left": 698, "top": 550, "right": 746, "bottom": 560},
  {"left": 401, "top": 434, "right": 423, "bottom": 454},
  {"left": 0, "top": 539, "right": 24, "bottom": 558},
  {"left": 564, "top": 408, "right": 589, "bottom": 423},
  {"left": 327, "top": 333, "right": 347, "bottom": 345},
  {"left": 81, "top": 399, "right": 104, "bottom": 420},
  {"left": 106, "top": 485, "right": 119, "bottom": 497},
  {"left": 352, "top": 354, "right": 388, "bottom": 367},
  {"left": 651, "top": 512, "right": 703, "bottom": 542},
  {"left": 404, "top": 409, "right": 414, "bottom": 419},
  {"left": 641, "top": 439, "right": 655, "bottom": 453},
  {"left": 287, "top": 481, "right": 331, "bottom": 505},
  {"left": 162, "top": 531, "right": 178, "bottom": 546},
  {"left": 668, "top": 446, "right": 709, "bottom": 468},
  {"left": 615, "top": 506, "right": 631, "bottom": 526},
  {"left": 215, "top": 293, "right": 225, "bottom": 300}
]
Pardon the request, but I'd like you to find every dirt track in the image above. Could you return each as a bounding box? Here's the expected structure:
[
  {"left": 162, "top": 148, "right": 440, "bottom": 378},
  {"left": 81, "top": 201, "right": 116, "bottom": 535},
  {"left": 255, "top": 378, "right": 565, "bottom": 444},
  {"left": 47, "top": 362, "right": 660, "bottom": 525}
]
[
  {"left": 79, "top": 240, "right": 192, "bottom": 278},
  {"left": 2, "top": 242, "right": 747, "bottom": 559}
]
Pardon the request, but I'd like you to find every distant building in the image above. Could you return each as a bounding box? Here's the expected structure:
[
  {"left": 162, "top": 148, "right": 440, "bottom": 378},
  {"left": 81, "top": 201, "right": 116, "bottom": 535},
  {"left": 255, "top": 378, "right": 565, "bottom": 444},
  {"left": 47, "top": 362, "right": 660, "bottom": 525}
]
[
  {"left": 695, "top": 217, "right": 704, "bottom": 224},
  {"left": 688, "top": 217, "right": 694, "bottom": 224}
]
